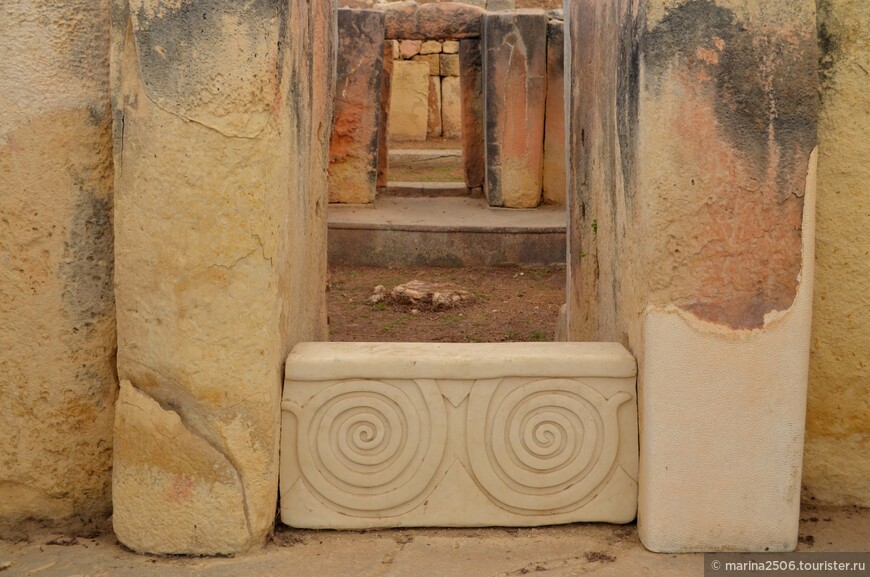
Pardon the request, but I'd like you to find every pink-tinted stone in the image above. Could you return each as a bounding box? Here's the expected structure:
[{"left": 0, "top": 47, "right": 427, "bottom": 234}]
[
  {"left": 383, "top": 2, "right": 486, "bottom": 40},
  {"left": 329, "top": 9, "right": 386, "bottom": 204},
  {"left": 378, "top": 41, "right": 394, "bottom": 189},
  {"left": 483, "top": 10, "right": 547, "bottom": 208},
  {"left": 542, "top": 19, "right": 565, "bottom": 205},
  {"left": 428, "top": 76, "right": 443, "bottom": 137}
]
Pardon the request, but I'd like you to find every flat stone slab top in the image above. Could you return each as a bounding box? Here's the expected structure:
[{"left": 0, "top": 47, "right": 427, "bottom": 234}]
[{"left": 280, "top": 342, "right": 638, "bottom": 528}]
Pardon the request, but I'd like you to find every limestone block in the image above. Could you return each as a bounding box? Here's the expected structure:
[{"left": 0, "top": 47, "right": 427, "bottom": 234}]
[
  {"left": 488, "top": 0, "right": 516, "bottom": 10},
  {"left": 400, "top": 39, "right": 422, "bottom": 59},
  {"left": 564, "top": 0, "right": 820, "bottom": 552},
  {"left": 113, "top": 382, "right": 249, "bottom": 554},
  {"left": 413, "top": 53, "right": 441, "bottom": 75},
  {"left": 442, "top": 77, "right": 463, "bottom": 138},
  {"left": 542, "top": 19, "right": 566, "bottom": 205},
  {"left": 111, "top": 0, "right": 334, "bottom": 554},
  {"left": 443, "top": 40, "right": 460, "bottom": 54},
  {"left": 804, "top": 0, "right": 870, "bottom": 509},
  {"left": 280, "top": 343, "right": 638, "bottom": 528},
  {"left": 392, "top": 39, "right": 401, "bottom": 60},
  {"left": 0, "top": 0, "right": 116, "bottom": 537},
  {"left": 329, "top": 9, "right": 387, "bottom": 204},
  {"left": 428, "top": 76, "right": 443, "bottom": 137},
  {"left": 460, "top": 39, "right": 486, "bottom": 188},
  {"left": 389, "top": 61, "right": 430, "bottom": 142},
  {"left": 483, "top": 10, "right": 547, "bottom": 207},
  {"left": 378, "top": 42, "right": 395, "bottom": 189},
  {"left": 421, "top": 40, "right": 443, "bottom": 54},
  {"left": 383, "top": 2, "right": 486, "bottom": 40},
  {"left": 441, "top": 53, "right": 461, "bottom": 76}
]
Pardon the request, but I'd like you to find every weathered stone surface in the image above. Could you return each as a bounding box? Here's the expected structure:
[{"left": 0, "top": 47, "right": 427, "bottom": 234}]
[
  {"left": 413, "top": 53, "right": 441, "bottom": 75},
  {"left": 804, "top": 0, "right": 870, "bottom": 508},
  {"left": 440, "top": 53, "right": 461, "bottom": 76},
  {"left": 281, "top": 342, "right": 638, "bottom": 528},
  {"left": 113, "top": 382, "right": 248, "bottom": 554},
  {"left": 488, "top": 0, "right": 516, "bottom": 10},
  {"left": 0, "top": 0, "right": 116, "bottom": 538},
  {"left": 443, "top": 40, "right": 460, "bottom": 54},
  {"left": 428, "top": 76, "right": 443, "bottom": 137},
  {"left": 378, "top": 42, "right": 395, "bottom": 189},
  {"left": 400, "top": 39, "right": 422, "bottom": 59},
  {"left": 542, "top": 19, "right": 566, "bottom": 204},
  {"left": 111, "top": 0, "right": 334, "bottom": 554},
  {"left": 392, "top": 39, "right": 401, "bottom": 60},
  {"left": 483, "top": 11, "right": 547, "bottom": 207},
  {"left": 459, "top": 39, "right": 486, "bottom": 188},
  {"left": 329, "top": 9, "right": 386, "bottom": 204},
  {"left": 389, "top": 61, "right": 430, "bottom": 141},
  {"left": 564, "top": 0, "right": 819, "bottom": 552},
  {"left": 441, "top": 77, "right": 462, "bottom": 138},
  {"left": 383, "top": 2, "right": 487, "bottom": 40},
  {"left": 420, "top": 40, "right": 443, "bottom": 54}
]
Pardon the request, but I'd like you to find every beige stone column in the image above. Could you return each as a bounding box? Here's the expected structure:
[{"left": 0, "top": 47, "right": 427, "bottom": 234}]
[
  {"left": 110, "top": 0, "right": 334, "bottom": 555},
  {"left": 0, "top": 1, "right": 117, "bottom": 537},
  {"left": 804, "top": 0, "right": 870, "bottom": 508},
  {"left": 565, "top": 0, "right": 819, "bottom": 552},
  {"left": 483, "top": 10, "right": 548, "bottom": 208}
]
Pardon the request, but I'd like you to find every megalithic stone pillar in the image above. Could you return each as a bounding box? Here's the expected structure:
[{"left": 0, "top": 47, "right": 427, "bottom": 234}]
[
  {"left": 377, "top": 41, "right": 394, "bottom": 191},
  {"left": 564, "top": 0, "right": 819, "bottom": 552},
  {"left": 542, "top": 18, "right": 566, "bottom": 205},
  {"left": 459, "top": 39, "right": 485, "bottom": 191},
  {"left": 483, "top": 10, "right": 547, "bottom": 208},
  {"left": 110, "top": 0, "right": 335, "bottom": 555},
  {"left": 0, "top": 0, "right": 117, "bottom": 537},
  {"left": 329, "top": 9, "right": 386, "bottom": 205}
]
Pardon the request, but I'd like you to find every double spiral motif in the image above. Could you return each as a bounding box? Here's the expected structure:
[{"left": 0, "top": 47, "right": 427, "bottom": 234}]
[
  {"left": 296, "top": 379, "right": 447, "bottom": 515},
  {"left": 467, "top": 379, "right": 630, "bottom": 514}
]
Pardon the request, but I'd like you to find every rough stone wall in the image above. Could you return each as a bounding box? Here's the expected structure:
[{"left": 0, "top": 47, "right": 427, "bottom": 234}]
[
  {"left": 0, "top": 0, "right": 117, "bottom": 538},
  {"left": 566, "top": 0, "right": 819, "bottom": 552},
  {"left": 110, "top": 0, "right": 333, "bottom": 554},
  {"left": 804, "top": 0, "right": 870, "bottom": 508}
]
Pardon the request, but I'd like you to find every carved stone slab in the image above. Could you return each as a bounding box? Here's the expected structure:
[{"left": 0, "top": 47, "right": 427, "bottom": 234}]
[{"left": 280, "top": 343, "right": 638, "bottom": 528}]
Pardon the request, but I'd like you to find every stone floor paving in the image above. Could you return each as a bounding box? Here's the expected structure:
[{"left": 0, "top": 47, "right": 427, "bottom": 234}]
[{"left": 1, "top": 506, "right": 867, "bottom": 577}]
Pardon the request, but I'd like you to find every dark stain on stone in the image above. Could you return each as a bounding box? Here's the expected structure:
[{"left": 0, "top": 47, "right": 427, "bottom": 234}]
[
  {"left": 644, "top": 0, "right": 819, "bottom": 197},
  {"left": 616, "top": 2, "right": 642, "bottom": 205},
  {"left": 61, "top": 193, "right": 114, "bottom": 333},
  {"left": 815, "top": 0, "right": 838, "bottom": 89}
]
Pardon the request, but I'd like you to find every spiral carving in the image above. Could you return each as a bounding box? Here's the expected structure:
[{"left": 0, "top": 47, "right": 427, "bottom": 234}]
[
  {"left": 467, "top": 379, "right": 631, "bottom": 514},
  {"left": 296, "top": 379, "right": 447, "bottom": 515}
]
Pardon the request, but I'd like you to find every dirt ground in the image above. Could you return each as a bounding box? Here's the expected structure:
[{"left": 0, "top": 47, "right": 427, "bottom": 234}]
[{"left": 327, "top": 264, "right": 566, "bottom": 343}]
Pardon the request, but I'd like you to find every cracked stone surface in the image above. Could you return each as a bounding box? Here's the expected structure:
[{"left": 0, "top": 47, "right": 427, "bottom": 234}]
[
  {"left": 110, "top": 0, "right": 334, "bottom": 554},
  {"left": 0, "top": 506, "right": 866, "bottom": 576}
]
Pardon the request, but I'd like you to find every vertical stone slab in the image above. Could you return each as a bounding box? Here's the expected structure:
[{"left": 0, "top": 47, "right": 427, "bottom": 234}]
[
  {"left": 804, "top": 0, "right": 870, "bottom": 508},
  {"left": 564, "top": 0, "right": 819, "bottom": 552},
  {"left": 428, "top": 76, "right": 443, "bottom": 137},
  {"left": 483, "top": 10, "right": 547, "bottom": 208},
  {"left": 542, "top": 19, "right": 566, "bottom": 205},
  {"left": 111, "top": 0, "right": 334, "bottom": 554},
  {"left": 389, "top": 61, "right": 430, "bottom": 142},
  {"left": 0, "top": 0, "right": 116, "bottom": 537},
  {"left": 329, "top": 9, "right": 386, "bottom": 205},
  {"left": 459, "top": 39, "right": 486, "bottom": 189},
  {"left": 442, "top": 77, "right": 463, "bottom": 138},
  {"left": 378, "top": 42, "right": 394, "bottom": 190}
]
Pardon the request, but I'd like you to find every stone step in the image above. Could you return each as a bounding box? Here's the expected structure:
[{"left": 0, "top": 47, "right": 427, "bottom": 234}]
[
  {"left": 383, "top": 181, "right": 473, "bottom": 197},
  {"left": 328, "top": 196, "right": 566, "bottom": 267},
  {"left": 280, "top": 341, "right": 638, "bottom": 529}
]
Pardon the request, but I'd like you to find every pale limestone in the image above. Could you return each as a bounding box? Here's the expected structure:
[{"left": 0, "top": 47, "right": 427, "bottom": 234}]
[
  {"left": 111, "top": 0, "right": 333, "bottom": 554},
  {"left": 112, "top": 382, "right": 249, "bottom": 554},
  {"left": 428, "top": 76, "right": 442, "bottom": 137},
  {"left": 441, "top": 77, "right": 462, "bottom": 138},
  {"left": 413, "top": 53, "right": 441, "bottom": 75},
  {"left": 443, "top": 40, "right": 460, "bottom": 54},
  {"left": 280, "top": 343, "right": 638, "bottom": 528},
  {"left": 420, "top": 40, "right": 442, "bottom": 54},
  {"left": 390, "top": 61, "right": 430, "bottom": 142},
  {"left": 0, "top": 0, "right": 116, "bottom": 537},
  {"left": 440, "top": 53, "right": 461, "bottom": 76}
]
